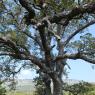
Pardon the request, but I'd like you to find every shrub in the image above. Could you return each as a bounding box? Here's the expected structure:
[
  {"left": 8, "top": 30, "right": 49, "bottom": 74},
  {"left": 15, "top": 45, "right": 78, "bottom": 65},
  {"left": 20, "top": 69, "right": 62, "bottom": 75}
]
[{"left": 0, "top": 81, "right": 6, "bottom": 95}]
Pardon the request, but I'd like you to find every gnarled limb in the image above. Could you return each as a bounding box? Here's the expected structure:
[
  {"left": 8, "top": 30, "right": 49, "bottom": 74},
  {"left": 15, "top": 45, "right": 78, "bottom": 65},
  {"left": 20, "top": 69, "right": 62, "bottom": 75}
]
[
  {"left": 55, "top": 52, "right": 95, "bottom": 64},
  {"left": 64, "top": 20, "right": 95, "bottom": 46}
]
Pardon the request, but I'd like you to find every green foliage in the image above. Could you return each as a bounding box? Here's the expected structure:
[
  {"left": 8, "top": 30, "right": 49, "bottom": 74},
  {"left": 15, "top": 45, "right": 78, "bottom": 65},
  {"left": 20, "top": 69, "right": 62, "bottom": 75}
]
[
  {"left": 33, "top": 76, "right": 45, "bottom": 95},
  {"left": 0, "top": 1, "right": 5, "bottom": 13},
  {"left": 0, "top": 29, "right": 27, "bottom": 46},
  {"left": 7, "top": 91, "right": 33, "bottom": 95},
  {"left": 0, "top": 81, "right": 6, "bottom": 95},
  {"left": 64, "top": 81, "right": 94, "bottom": 95},
  {"left": 69, "top": 33, "right": 95, "bottom": 58}
]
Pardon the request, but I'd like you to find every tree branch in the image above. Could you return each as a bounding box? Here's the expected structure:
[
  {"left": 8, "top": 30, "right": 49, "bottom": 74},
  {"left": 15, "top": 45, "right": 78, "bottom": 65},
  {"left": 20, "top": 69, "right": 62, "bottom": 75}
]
[
  {"left": 30, "top": 2, "right": 95, "bottom": 32},
  {"left": 0, "top": 36, "right": 49, "bottom": 73},
  {"left": 55, "top": 53, "right": 95, "bottom": 64},
  {"left": 0, "top": 52, "right": 16, "bottom": 56},
  {"left": 64, "top": 20, "right": 95, "bottom": 46},
  {"left": 38, "top": 25, "right": 52, "bottom": 68},
  {"left": 18, "top": 0, "right": 95, "bottom": 29},
  {"left": 0, "top": 44, "right": 49, "bottom": 73},
  {"left": 19, "top": 0, "right": 35, "bottom": 14},
  {"left": 22, "top": 31, "right": 42, "bottom": 49},
  {"left": 49, "top": 3, "right": 95, "bottom": 24},
  {"left": 80, "top": 55, "right": 95, "bottom": 64},
  {"left": 0, "top": 38, "right": 20, "bottom": 54},
  {"left": 0, "top": 51, "right": 46, "bottom": 70}
]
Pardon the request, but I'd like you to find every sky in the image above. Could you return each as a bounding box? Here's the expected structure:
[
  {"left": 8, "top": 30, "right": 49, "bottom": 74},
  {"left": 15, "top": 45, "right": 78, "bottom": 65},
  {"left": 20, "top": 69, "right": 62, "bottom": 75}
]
[
  {"left": 67, "top": 24, "right": 95, "bottom": 82},
  {"left": 17, "top": 59, "right": 95, "bottom": 82},
  {"left": 17, "top": 24, "right": 95, "bottom": 82}
]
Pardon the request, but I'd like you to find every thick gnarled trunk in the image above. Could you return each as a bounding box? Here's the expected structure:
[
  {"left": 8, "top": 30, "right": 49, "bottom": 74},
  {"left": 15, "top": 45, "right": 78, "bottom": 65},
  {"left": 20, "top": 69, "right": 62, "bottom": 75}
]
[
  {"left": 41, "top": 72, "right": 63, "bottom": 95},
  {"left": 49, "top": 72, "right": 63, "bottom": 95},
  {"left": 53, "top": 79, "right": 63, "bottom": 95}
]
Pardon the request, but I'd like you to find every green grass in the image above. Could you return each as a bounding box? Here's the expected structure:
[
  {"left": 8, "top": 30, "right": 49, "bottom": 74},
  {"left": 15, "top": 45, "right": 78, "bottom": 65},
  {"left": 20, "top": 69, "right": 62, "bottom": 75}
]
[
  {"left": 7, "top": 91, "right": 95, "bottom": 95},
  {"left": 7, "top": 91, "right": 34, "bottom": 95}
]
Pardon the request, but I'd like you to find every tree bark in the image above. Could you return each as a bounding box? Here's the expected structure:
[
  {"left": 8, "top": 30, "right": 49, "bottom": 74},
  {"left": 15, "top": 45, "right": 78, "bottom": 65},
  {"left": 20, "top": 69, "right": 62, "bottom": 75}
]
[
  {"left": 44, "top": 86, "right": 52, "bottom": 95},
  {"left": 44, "top": 77, "right": 52, "bottom": 95},
  {"left": 53, "top": 77, "right": 63, "bottom": 95}
]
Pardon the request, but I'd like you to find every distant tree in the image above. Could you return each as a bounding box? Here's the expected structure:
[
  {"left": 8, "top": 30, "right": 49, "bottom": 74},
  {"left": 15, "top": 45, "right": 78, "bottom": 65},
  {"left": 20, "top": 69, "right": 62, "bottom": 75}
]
[
  {"left": 1, "top": 0, "right": 95, "bottom": 95},
  {"left": 33, "top": 76, "right": 46, "bottom": 95},
  {"left": 63, "top": 81, "right": 94, "bottom": 95}
]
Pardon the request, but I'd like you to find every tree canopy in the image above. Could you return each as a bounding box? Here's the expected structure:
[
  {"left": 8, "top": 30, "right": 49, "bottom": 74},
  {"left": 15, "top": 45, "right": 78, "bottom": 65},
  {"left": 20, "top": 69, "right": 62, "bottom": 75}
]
[{"left": 0, "top": 0, "right": 95, "bottom": 95}]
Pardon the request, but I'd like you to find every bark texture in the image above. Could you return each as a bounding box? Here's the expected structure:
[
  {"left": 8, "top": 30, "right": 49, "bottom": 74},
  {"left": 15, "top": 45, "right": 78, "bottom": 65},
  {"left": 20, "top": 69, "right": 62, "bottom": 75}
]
[{"left": 53, "top": 78, "right": 63, "bottom": 95}]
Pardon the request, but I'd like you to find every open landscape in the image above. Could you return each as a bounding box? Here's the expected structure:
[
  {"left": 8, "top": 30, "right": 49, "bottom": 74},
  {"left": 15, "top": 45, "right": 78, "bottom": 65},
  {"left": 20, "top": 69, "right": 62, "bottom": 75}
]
[
  {"left": 6, "top": 79, "right": 35, "bottom": 95},
  {"left": 6, "top": 79, "right": 95, "bottom": 95}
]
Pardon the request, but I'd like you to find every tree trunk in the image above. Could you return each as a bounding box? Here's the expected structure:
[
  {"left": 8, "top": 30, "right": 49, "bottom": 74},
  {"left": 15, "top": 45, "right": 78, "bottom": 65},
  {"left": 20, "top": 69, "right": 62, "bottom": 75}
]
[
  {"left": 44, "top": 80, "right": 52, "bottom": 95},
  {"left": 53, "top": 78, "right": 63, "bottom": 95},
  {"left": 44, "top": 86, "right": 51, "bottom": 95},
  {"left": 43, "top": 74, "right": 52, "bottom": 95}
]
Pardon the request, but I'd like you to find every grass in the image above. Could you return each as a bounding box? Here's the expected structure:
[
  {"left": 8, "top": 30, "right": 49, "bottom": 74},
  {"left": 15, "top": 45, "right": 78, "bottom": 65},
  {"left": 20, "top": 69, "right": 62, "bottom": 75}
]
[
  {"left": 7, "top": 91, "right": 34, "bottom": 95},
  {"left": 6, "top": 86, "right": 95, "bottom": 95},
  {"left": 7, "top": 91, "right": 95, "bottom": 95}
]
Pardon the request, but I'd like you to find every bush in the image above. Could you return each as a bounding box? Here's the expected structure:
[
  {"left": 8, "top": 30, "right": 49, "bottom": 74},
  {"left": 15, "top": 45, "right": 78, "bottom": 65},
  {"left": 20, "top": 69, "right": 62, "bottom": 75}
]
[
  {"left": 33, "top": 77, "right": 46, "bottom": 95},
  {"left": 0, "top": 81, "right": 6, "bottom": 95}
]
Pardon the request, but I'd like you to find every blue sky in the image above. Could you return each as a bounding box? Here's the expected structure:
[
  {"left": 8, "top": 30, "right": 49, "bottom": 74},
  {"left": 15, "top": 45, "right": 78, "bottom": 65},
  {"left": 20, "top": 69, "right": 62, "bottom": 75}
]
[
  {"left": 68, "top": 59, "right": 95, "bottom": 82},
  {"left": 17, "top": 59, "right": 95, "bottom": 82},
  {"left": 17, "top": 24, "right": 95, "bottom": 82}
]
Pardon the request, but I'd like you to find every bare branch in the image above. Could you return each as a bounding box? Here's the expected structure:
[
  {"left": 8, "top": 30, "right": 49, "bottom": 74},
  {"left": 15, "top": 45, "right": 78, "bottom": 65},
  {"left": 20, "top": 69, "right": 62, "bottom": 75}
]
[{"left": 64, "top": 20, "right": 95, "bottom": 46}]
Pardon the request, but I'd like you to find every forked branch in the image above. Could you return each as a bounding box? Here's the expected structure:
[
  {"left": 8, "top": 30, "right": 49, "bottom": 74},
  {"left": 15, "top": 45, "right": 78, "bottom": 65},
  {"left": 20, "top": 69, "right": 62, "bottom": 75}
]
[{"left": 64, "top": 20, "right": 95, "bottom": 46}]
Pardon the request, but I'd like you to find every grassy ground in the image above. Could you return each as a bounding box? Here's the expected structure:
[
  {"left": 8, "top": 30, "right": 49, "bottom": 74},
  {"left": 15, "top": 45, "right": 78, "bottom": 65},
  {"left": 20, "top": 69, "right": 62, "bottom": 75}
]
[
  {"left": 7, "top": 91, "right": 34, "bottom": 95},
  {"left": 7, "top": 91, "right": 95, "bottom": 95},
  {"left": 6, "top": 86, "right": 95, "bottom": 95}
]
